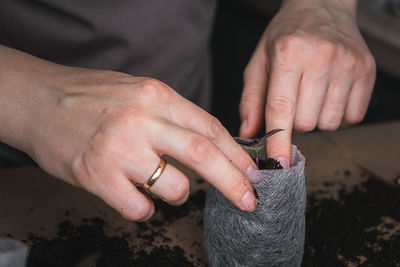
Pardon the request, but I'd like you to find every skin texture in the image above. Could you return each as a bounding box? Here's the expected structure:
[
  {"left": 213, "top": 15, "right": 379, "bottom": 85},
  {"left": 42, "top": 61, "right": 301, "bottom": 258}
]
[
  {"left": 239, "top": 0, "right": 376, "bottom": 168},
  {"left": 0, "top": 46, "right": 258, "bottom": 221}
]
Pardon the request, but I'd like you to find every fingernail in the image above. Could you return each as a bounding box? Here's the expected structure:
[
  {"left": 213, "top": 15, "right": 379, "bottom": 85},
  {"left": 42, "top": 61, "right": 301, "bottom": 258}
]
[
  {"left": 240, "top": 190, "right": 258, "bottom": 212},
  {"left": 277, "top": 157, "right": 289, "bottom": 169},
  {"left": 239, "top": 119, "right": 248, "bottom": 137}
]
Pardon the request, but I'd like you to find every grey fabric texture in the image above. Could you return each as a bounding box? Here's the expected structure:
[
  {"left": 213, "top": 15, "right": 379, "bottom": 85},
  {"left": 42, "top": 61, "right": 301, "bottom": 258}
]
[
  {"left": 204, "top": 145, "right": 306, "bottom": 267},
  {"left": 0, "top": 0, "right": 216, "bottom": 111},
  {"left": 0, "top": 0, "right": 216, "bottom": 169},
  {"left": 0, "top": 239, "right": 28, "bottom": 267}
]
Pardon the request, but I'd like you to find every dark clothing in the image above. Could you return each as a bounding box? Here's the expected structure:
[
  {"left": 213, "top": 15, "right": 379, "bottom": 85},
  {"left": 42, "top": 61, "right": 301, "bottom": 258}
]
[
  {"left": 0, "top": 0, "right": 216, "bottom": 167},
  {"left": 0, "top": 0, "right": 216, "bottom": 110}
]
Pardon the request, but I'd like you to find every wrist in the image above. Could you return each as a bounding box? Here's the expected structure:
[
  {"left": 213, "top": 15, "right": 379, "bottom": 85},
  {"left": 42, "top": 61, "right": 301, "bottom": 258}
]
[
  {"left": 281, "top": 0, "right": 357, "bottom": 17},
  {"left": 0, "top": 45, "right": 62, "bottom": 155}
]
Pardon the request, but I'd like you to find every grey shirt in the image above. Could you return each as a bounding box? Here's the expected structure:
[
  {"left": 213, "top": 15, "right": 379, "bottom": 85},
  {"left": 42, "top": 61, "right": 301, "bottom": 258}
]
[
  {"left": 0, "top": 0, "right": 217, "bottom": 110},
  {"left": 0, "top": 0, "right": 216, "bottom": 167}
]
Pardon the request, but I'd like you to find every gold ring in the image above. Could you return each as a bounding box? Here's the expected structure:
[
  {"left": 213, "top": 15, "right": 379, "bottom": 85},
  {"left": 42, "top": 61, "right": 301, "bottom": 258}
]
[{"left": 143, "top": 159, "right": 167, "bottom": 189}]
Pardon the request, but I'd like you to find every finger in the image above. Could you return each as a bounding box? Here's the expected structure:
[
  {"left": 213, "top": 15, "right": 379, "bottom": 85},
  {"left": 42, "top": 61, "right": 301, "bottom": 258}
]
[
  {"left": 265, "top": 67, "right": 301, "bottom": 168},
  {"left": 90, "top": 173, "right": 155, "bottom": 222},
  {"left": 150, "top": 121, "right": 258, "bottom": 212},
  {"left": 124, "top": 154, "right": 190, "bottom": 206},
  {"left": 317, "top": 78, "right": 353, "bottom": 131},
  {"left": 294, "top": 73, "right": 329, "bottom": 132},
  {"left": 239, "top": 43, "right": 268, "bottom": 138},
  {"left": 148, "top": 163, "right": 190, "bottom": 206},
  {"left": 344, "top": 75, "right": 375, "bottom": 125},
  {"left": 167, "top": 97, "right": 257, "bottom": 171}
]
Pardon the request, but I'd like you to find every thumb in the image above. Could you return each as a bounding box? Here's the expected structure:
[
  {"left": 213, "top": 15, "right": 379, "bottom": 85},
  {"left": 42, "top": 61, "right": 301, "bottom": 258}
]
[{"left": 239, "top": 45, "right": 268, "bottom": 138}]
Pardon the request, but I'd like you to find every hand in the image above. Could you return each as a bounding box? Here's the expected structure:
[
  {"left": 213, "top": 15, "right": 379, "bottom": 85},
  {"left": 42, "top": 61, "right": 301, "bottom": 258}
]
[
  {"left": 0, "top": 47, "right": 258, "bottom": 221},
  {"left": 239, "top": 0, "right": 376, "bottom": 168}
]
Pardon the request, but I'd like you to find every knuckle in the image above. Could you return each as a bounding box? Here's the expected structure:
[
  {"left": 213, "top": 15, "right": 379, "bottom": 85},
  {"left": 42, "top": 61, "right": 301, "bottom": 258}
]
[
  {"left": 317, "top": 38, "right": 337, "bottom": 55},
  {"left": 364, "top": 54, "right": 376, "bottom": 74},
  {"left": 186, "top": 135, "right": 213, "bottom": 164},
  {"left": 294, "top": 119, "right": 316, "bottom": 132},
  {"left": 240, "top": 95, "right": 261, "bottom": 114},
  {"left": 314, "top": 39, "right": 338, "bottom": 65},
  {"left": 123, "top": 201, "right": 152, "bottom": 221},
  {"left": 275, "top": 33, "right": 305, "bottom": 53},
  {"left": 114, "top": 108, "right": 147, "bottom": 130},
  {"left": 139, "top": 78, "right": 164, "bottom": 91},
  {"left": 71, "top": 153, "right": 91, "bottom": 188},
  {"left": 137, "top": 78, "right": 173, "bottom": 104},
  {"left": 168, "top": 179, "right": 190, "bottom": 203},
  {"left": 345, "top": 112, "right": 364, "bottom": 125},
  {"left": 71, "top": 152, "right": 121, "bottom": 195},
  {"left": 72, "top": 132, "right": 118, "bottom": 182},
  {"left": 318, "top": 120, "right": 340, "bottom": 131},
  {"left": 274, "top": 34, "right": 305, "bottom": 67},
  {"left": 342, "top": 52, "right": 358, "bottom": 69},
  {"left": 267, "top": 96, "right": 294, "bottom": 116},
  {"left": 91, "top": 130, "right": 119, "bottom": 155},
  {"left": 205, "top": 117, "right": 225, "bottom": 142}
]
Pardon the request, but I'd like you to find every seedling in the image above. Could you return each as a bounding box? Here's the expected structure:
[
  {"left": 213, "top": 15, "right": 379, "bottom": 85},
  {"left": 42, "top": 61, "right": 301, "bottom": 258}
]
[{"left": 235, "top": 129, "right": 284, "bottom": 168}]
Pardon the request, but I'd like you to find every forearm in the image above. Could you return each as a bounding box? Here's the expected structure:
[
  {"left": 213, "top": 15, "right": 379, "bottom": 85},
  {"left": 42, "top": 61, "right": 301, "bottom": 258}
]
[{"left": 0, "top": 45, "right": 60, "bottom": 153}]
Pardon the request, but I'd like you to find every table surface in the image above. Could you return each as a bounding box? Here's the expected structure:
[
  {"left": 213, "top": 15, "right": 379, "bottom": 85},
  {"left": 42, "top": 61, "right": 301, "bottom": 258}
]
[{"left": 1, "top": 121, "right": 399, "bottom": 266}]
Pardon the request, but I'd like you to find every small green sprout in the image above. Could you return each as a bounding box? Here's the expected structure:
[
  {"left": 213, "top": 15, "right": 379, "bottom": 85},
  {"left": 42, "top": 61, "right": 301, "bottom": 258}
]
[{"left": 235, "top": 129, "right": 284, "bottom": 167}]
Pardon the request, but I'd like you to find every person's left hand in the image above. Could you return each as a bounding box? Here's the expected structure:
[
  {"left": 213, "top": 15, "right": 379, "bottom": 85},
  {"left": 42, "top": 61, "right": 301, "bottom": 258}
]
[{"left": 239, "top": 0, "right": 376, "bottom": 168}]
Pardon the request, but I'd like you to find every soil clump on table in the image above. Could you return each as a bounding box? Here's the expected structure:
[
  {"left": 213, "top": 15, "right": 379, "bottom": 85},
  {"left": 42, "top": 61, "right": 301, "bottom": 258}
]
[
  {"left": 22, "top": 169, "right": 400, "bottom": 266},
  {"left": 302, "top": 174, "right": 400, "bottom": 266},
  {"left": 27, "top": 217, "right": 194, "bottom": 267},
  {"left": 26, "top": 189, "right": 206, "bottom": 267}
]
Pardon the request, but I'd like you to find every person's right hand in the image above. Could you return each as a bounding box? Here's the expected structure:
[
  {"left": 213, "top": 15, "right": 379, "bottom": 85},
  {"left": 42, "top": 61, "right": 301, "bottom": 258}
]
[
  {"left": 18, "top": 63, "right": 258, "bottom": 221},
  {"left": 239, "top": 0, "right": 376, "bottom": 168}
]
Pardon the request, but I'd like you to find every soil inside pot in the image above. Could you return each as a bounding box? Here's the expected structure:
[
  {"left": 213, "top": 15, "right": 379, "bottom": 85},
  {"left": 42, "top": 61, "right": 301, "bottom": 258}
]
[{"left": 253, "top": 157, "right": 283, "bottom": 170}]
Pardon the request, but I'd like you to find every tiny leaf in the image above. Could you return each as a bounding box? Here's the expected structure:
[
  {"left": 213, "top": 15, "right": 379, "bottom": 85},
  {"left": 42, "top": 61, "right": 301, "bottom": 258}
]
[{"left": 235, "top": 129, "right": 284, "bottom": 167}]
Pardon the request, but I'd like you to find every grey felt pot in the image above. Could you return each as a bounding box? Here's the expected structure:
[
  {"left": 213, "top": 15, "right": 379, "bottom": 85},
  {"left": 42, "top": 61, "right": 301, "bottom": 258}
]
[
  {"left": 204, "top": 145, "right": 306, "bottom": 267},
  {"left": 0, "top": 239, "right": 28, "bottom": 267}
]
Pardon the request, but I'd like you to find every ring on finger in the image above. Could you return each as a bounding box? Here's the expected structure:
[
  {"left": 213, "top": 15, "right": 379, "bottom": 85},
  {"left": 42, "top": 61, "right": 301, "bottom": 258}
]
[{"left": 143, "top": 158, "right": 167, "bottom": 189}]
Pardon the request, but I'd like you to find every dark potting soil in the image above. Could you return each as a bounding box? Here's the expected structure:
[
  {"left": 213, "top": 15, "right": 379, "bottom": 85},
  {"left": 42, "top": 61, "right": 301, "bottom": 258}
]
[
  {"left": 27, "top": 218, "right": 195, "bottom": 267},
  {"left": 26, "top": 190, "right": 206, "bottom": 267},
  {"left": 302, "top": 174, "right": 400, "bottom": 266},
  {"left": 24, "top": 171, "right": 400, "bottom": 266},
  {"left": 258, "top": 158, "right": 283, "bottom": 170},
  {"left": 152, "top": 189, "right": 205, "bottom": 224}
]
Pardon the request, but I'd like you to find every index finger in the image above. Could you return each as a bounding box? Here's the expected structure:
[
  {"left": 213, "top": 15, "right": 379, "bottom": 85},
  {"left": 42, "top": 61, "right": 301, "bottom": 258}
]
[
  {"left": 265, "top": 67, "right": 301, "bottom": 168},
  {"left": 150, "top": 121, "right": 258, "bottom": 212},
  {"left": 166, "top": 93, "right": 257, "bottom": 171}
]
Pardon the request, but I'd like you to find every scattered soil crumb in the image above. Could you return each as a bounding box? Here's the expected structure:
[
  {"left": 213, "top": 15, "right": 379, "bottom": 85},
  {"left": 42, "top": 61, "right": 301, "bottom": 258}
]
[
  {"left": 154, "top": 189, "right": 205, "bottom": 224},
  {"left": 26, "top": 189, "right": 206, "bottom": 266},
  {"left": 302, "top": 176, "right": 400, "bottom": 266},
  {"left": 27, "top": 217, "right": 194, "bottom": 266}
]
